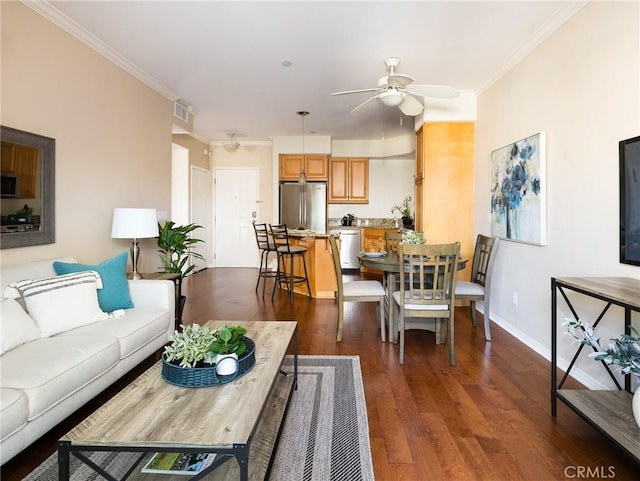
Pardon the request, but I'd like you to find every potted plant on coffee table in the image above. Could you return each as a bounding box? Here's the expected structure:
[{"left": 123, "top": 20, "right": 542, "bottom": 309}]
[
  {"left": 163, "top": 323, "right": 217, "bottom": 368},
  {"left": 207, "top": 325, "right": 248, "bottom": 376}
]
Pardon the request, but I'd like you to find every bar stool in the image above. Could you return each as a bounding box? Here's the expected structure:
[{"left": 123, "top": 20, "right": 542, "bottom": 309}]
[
  {"left": 252, "top": 222, "right": 278, "bottom": 296},
  {"left": 269, "top": 224, "right": 311, "bottom": 304}
]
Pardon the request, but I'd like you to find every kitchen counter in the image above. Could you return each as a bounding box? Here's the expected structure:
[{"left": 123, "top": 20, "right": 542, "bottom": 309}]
[
  {"left": 286, "top": 229, "right": 330, "bottom": 238},
  {"left": 276, "top": 234, "right": 336, "bottom": 299},
  {"left": 328, "top": 217, "right": 399, "bottom": 230}
]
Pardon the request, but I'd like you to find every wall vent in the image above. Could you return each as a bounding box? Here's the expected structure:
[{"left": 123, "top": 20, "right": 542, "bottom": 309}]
[{"left": 174, "top": 102, "right": 189, "bottom": 122}]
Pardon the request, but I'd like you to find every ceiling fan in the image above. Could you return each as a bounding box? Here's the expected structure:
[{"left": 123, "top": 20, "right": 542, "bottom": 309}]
[{"left": 331, "top": 57, "right": 460, "bottom": 116}]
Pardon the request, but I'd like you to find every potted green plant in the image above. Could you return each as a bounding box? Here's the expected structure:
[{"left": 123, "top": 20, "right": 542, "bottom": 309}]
[
  {"left": 567, "top": 319, "right": 640, "bottom": 427},
  {"left": 163, "top": 323, "right": 217, "bottom": 368},
  {"left": 207, "top": 325, "right": 248, "bottom": 376},
  {"left": 157, "top": 221, "right": 205, "bottom": 320},
  {"left": 391, "top": 196, "right": 413, "bottom": 228},
  {"left": 157, "top": 221, "right": 205, "bottom": 277},
  {"left": 401, "top": 231, "right": 426, "bottom": 245}
]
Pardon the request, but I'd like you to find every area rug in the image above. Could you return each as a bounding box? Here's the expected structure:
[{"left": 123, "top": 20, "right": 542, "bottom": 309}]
[{"left": 23, "top": 355, "right": 374, "bottom": 481}]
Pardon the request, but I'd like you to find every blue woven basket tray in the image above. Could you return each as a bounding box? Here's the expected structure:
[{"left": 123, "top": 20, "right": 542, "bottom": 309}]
[{"left": 161, "top": 336, "right": 255, "bottom": 387}]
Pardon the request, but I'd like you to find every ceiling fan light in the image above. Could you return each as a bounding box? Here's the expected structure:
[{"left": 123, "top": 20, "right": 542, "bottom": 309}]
[{"left": 379, "top": 90, "right": 405, "bottom": 107}]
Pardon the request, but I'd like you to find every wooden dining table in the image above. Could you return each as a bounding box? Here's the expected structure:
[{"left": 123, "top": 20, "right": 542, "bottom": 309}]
[{"left": 358, "top": 250, "right": 469, "bottom": 342}]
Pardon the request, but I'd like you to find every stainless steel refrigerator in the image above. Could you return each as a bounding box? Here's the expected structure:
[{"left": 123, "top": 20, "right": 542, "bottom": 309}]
[{"left": 279, "top": 181, "right": 327, "bottom": 234}]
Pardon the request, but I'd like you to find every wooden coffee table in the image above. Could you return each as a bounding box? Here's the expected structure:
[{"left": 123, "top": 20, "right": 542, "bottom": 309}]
[{"left": 58, "top": 320, "right": 298, "bottom": 481}]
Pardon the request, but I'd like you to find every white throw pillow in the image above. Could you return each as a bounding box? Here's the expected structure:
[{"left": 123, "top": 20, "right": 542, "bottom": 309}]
[
  {"left": 4, "top": 271, "right": 108, "bottom": 337},
  {"left": 0, "top": 298, "right": 41, "bottom": 355}
]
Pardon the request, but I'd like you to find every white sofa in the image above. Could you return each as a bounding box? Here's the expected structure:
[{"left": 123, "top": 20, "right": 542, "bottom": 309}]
[{"left": 0, "top": 257, "right": 175, "bottom": 465}]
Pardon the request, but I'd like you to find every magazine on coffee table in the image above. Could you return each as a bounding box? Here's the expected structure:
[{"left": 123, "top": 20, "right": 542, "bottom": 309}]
[{"left": 141, "top": 452, "right": 217, "bottom": 475}]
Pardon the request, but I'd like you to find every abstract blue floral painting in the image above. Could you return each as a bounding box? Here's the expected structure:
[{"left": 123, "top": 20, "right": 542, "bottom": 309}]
[{"left": 490, "top": 132, "right": 546, "bottom": 245}]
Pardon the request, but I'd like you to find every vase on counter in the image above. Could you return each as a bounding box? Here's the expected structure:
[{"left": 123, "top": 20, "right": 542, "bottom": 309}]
[{"left": 402, "top": 216, "right": 413, "bottom": 229}]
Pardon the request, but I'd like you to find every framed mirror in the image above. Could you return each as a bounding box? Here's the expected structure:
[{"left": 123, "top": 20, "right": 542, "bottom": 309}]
[{"left": 1, "top": 125, "right": 55, "bottom": 249}]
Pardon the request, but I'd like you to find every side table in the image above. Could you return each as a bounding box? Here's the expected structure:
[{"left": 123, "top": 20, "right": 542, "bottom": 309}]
[
  {"left": 551, "top": 276, "right": 640, "bottom": 463},
  {"left": 127, "top": 272, "right": 182, "bottom": 331}
]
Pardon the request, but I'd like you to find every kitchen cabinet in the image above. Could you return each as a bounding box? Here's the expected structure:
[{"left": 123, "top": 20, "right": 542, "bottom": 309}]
[
  {"left": 415, "top": 122, "right": 474, "bottom": 280},
  {"left": 283, "top": 235, "right": 337, "bottom": 299},
  {"left": 1, "top": 141, "right": 38, "bottom": 198},
  {"left": 279, "top": 154, "right": 328, "bottom": 181},
  {"left": 360, "top": 227, "right": 396, "bottom": 274},
  {"left": 328, "top": 157, "right": 368, "bottom": 203}
]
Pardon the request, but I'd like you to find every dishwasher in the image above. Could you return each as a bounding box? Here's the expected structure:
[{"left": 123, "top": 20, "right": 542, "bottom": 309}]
[{"left": 330, "top": 229, "right": 361, "bottom": 270}]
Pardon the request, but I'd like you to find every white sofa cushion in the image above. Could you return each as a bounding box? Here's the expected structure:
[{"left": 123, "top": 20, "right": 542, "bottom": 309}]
[
  {"left": 0, "top": 298, "right": 41, "bottom": 355},
  {"left": 0, "top": 389, "right": 28, "bottom": 442},
  {"left": 0, "top": 335, "right": 120, "bottom": 421},
  {"left": 5, "top": 271, "right": 108, "bottom": 337},
  {"left": 60, "top": 307, "right": 171, "bottom": 360}
]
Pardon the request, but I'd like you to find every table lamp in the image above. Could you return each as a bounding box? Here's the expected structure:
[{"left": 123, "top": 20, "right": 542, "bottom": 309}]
[{"left": 111, "top": 208, "right": 159, "bottom": 280}]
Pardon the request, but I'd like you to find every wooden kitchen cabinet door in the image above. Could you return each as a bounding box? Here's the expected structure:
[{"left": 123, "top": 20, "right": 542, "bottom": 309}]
[
  {"left": 15, "top": 145, "right": 38, "bottom": 198},
  {"left": 328, "top": 157, "right": 368, "bottom": 203},
  {"left": 304, "top": 154, "right": 328, "bottom": 180},
  {"left": 279, "top": 154, "right": 328, "bottom": 181},
  {"left": 348, "top": 158, "right": 368, "bottom": 202},
  {"left": 1, "top": 142, "right": 17, "bottom": 173},
  {"left": 1, "top": 142, "right": 38, "bottom": 197},
  {"left": 328, "top": 157, "right": 348, "bottom": 201},
  {"left": 279, "top": 154, "right": 303, "bottom": 180}
]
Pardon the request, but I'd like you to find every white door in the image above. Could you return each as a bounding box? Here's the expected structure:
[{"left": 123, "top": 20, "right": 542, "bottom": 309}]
[
  {"left": 214, "top": 168, "right": 259, "bottom": 267},
  {"left": 190, "top": 166, "right": 210, "bottom": 271}
]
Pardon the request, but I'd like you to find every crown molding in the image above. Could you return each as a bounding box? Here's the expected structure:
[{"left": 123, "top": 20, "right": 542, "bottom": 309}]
[
  {"left": 22, "top": 0, "right": 179, "bottom": 102},
  {"left": 475, "top": 0, "right": 589, "bottom": 95}
]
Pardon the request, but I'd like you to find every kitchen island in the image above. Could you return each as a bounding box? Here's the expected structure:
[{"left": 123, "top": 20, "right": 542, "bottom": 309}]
[{"left": 284, "top": 230, "right": 337, "bottom": 299}]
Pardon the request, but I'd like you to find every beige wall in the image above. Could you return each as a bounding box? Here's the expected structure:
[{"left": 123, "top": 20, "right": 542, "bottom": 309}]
[
  {"left": 475, "top": 1, "right": 639, "bottom": 387},
  {"left": 211, "top": 144, "right": 275, "bottom": 225},
  {"left": 0, "top": 3, "right": 173, "bottom": 273},
  {"left": 172, "top": 134, "right": 210, "bottom": 170}
]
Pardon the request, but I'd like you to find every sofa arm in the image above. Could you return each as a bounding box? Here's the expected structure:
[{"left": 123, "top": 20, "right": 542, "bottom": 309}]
[{"left": 128, "top": 280, "right": 175, "bottom": 317}]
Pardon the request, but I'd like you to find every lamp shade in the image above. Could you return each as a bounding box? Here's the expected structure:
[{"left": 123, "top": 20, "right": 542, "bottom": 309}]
[{"left": 111, "top": 208, "right": 159, "bottom": 239}]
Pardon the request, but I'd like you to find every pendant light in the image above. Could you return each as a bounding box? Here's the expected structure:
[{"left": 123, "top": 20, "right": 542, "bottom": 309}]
[{"left": 297, "top": 111, "right": 309, "bottom": 186}]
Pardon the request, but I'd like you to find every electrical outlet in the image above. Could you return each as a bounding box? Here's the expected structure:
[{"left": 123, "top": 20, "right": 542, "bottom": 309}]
[{"left": 512, "top": 291, "right": 519, "bottom": 306}]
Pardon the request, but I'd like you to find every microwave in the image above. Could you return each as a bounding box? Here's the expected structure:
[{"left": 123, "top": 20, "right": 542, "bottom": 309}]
[{"left": 1, "top": 174, "right": 19, "bottom": 198}]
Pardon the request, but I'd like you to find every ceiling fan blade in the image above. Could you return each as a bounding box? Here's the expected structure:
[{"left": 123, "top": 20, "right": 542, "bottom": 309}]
[
  {"left": 386, "top": 73, "right": 414, "bottom": 89},
  {"left": 406, "top": 84, "right": 460, "bottom": 99},
  {"left": 398, "top": 94, "right": 424, "bottom": 116},
  {"left": 331, "top": 87, "right": 380, "bottom": 96},
  {"left": 350, "top": 94, "right": 380, "bottom": 114}
]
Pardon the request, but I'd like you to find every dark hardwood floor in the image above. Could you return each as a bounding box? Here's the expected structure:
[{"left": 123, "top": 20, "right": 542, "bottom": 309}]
[{"left": 2, "top": 267, "right": 638, "bottom": 480}]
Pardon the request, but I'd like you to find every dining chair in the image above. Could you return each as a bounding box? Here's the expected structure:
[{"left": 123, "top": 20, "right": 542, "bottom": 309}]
[
  {"left": 384, "top": 231, "right": 403, "bottom": 252},
  {"left": 391, "top": 242, "right": 460, "bottom": 365},
  {"left": 269, "top": 224, "right": 311, "bottom": 304},
  {"left": 252, "top": 222, "right": 278, "bottom": 296},
  {"left": 454, "top": 234, "right": 499, "bottom": 341},
  {"left": 328, "top": 235, "right": 386, "bottom": 342}
]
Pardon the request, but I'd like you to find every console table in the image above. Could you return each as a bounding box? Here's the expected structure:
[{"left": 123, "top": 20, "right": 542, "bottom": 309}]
[{"left": 551, "top": 277, "right": 640, "bottom": 463}]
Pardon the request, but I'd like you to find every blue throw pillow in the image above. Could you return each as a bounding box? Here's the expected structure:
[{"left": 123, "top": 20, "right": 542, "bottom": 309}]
[{"left": 53, "top": 252, "right": 134, "bottom": 312}]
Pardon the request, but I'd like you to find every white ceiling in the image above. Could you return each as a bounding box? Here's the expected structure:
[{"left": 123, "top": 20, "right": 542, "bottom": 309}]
[{"left": 35, "top": 1, "right": 586, "bottom": 143}]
